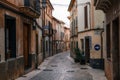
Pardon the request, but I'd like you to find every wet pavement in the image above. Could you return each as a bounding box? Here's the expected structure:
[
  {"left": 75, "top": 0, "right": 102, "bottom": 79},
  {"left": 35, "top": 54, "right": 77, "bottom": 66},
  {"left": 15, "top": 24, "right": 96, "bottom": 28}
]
[{"left": 30, "top": 52, "right": 93, "bottom": 80}]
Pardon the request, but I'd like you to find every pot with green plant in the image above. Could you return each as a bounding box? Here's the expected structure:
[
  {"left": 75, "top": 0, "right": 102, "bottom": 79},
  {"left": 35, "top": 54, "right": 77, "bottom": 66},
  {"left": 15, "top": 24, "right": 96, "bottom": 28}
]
[
  {"left": 79, "top": 51, "right": 85, "bottom": 65},
  {"left": 74, "top": 48, "right": 82, "bottom": 63}
]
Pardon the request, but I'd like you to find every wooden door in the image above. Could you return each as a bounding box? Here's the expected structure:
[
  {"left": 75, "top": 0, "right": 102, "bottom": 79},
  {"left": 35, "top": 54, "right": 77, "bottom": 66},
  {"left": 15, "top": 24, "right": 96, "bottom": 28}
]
[
  {"left": 112, "top": 18, "right": 119, "bottom": 80},
  {"left": 23, "top": 24, "right": 30, "bottom": 69},
  {"left": 36, "top": 34, "right": 39, "bottom": 68},
  {"left": 85, "top": 38, "right": 90, "bottom": 63}
]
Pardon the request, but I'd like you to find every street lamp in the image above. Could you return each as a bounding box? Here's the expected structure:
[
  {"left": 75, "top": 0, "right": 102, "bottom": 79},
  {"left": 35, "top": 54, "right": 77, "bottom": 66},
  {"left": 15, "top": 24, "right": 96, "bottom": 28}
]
[{"left": 32, "top": 21, "right": 36, "bottom": 30}]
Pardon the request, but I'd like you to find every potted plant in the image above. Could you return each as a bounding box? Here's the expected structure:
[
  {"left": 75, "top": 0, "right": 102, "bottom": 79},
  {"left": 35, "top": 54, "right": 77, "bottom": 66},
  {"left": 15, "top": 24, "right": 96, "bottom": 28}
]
[
  {"left": 74, "top": 48, "right": 85, "bottom": 65},
  {"left": 79, "top": 51, "right": 85, "bottom": 65},
  {"left": 74, "top": 48, "right": 82, "bottom": 63}
]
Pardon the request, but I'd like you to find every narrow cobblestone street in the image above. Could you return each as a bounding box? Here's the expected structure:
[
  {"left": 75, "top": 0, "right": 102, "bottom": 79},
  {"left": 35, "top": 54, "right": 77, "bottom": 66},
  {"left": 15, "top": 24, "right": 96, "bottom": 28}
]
[
  {"left": 17, "top": 51, "right": 107, "bottom": 80},
  {"left": 31, "top": 51, "right": 92, "bottom": 80},
  {"left": 0, "top": 0, "right": 120, "bottom": 80}
]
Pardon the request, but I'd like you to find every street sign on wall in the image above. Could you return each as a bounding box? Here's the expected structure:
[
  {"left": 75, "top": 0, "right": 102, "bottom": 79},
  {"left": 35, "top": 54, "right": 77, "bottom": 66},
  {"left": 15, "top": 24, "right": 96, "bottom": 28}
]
[{"left": 94, "top": 44, "right": 101, "bottom": 51}]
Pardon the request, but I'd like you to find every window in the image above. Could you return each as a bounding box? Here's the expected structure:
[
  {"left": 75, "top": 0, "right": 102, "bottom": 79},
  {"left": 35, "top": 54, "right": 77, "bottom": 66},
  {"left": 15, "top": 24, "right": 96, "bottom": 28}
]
[
  {"left": 89, "top": 36, "right": 92, "bottom": 49},
  {"left": 46, "top": 41, "right": 48, "bottom": 51},
  {"left": 76, "top": 41, "right": 78, "bottom": 48},
  {"left": 5, "top": 15, "right": 16, "bottom": 60},
  {"left": 84, "top": 6, "right": 88, "bottom": 29},
  {"left": 76, "top": 17, "right": 78, "bottom": 27},
  {"left": 106, "top": 24, "right": 111, "bottom": 58},
  {"left": 48, "top": 21, "right": 52, "bottom": 35},
  {"left": 81, "top": 39, "right": 84, "bottom": 51},
  {"left": 71, "top": 21, "right": 73, "bottom": 35},
  {"left": 74, "top": 19, "right": 76, "bottom": 27},
  {"left": 71, "top": 41, "right": 73, "bottom": 51},
  {"left": 41, "top": 39, "right": 43, "bottom": 53},
  {"left": 74, "top": 41, "right": 75, "bottom": 48},
  {"left": 73, "top": 19, "right": 75, "bottom": 35}
]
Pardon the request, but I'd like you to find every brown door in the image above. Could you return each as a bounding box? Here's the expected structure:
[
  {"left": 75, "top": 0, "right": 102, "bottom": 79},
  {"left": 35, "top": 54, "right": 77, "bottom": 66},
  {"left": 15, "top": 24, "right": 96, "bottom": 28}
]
[
  {"left": 36, "top": 34, "right": 39, "bottom": 68},
  {"left": 112, "top": 18, "right": 119, "bottom": 80},
  {"left": 23, "top": 23, "right": 30, "bottom": 69},
  {"left": 85, "top": 38, "right": 90, "bottom": 63}
]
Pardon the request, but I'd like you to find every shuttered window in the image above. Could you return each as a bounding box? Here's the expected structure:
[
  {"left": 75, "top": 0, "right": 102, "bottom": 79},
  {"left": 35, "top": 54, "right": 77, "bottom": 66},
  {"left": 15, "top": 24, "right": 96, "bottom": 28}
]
[
  {"left": 106, "top": 24, "right": 111, "bottom": 58},
  {"left": 84, "top": 6, "right": 88, "bottom": 29}
]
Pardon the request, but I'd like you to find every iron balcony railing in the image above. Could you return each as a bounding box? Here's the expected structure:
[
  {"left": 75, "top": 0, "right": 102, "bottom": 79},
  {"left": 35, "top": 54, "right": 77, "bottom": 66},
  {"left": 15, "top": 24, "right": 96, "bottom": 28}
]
[
  {"left": 24, "top": 0, "right": 40, "bottom": 13},
  {"left": 19, "top": 0, "right": 40, "bottom": 18}
]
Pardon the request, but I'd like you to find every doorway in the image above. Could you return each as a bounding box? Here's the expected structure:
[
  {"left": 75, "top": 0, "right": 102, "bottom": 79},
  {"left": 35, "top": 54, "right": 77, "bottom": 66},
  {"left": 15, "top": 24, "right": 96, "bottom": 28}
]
[
  {"left": 112, "top": 17, "right": 119, "bottom": 80},
  {"left": 23, "top": 23, "right": 31, "bottom": 70},
  {"left": 85, "top": 37, "right": 90, "bottom": 63},
  {"left": 36, "top": 34, "right": 39, "bottom": 69},
  {"left": 5, "top": 15, "right": 16, "bottom": 60}
]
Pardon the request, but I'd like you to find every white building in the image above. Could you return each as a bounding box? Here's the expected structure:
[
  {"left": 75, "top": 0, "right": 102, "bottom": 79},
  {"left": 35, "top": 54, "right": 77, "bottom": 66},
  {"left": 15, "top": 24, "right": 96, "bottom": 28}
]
[{"left": 68, "top": 0, "right": 105, "bottom": 69}]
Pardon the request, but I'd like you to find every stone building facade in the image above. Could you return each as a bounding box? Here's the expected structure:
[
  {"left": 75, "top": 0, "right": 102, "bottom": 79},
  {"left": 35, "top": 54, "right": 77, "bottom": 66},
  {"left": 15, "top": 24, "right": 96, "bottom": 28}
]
[
  {"left": 52, "top": 17, "right": 59, "bottom": 55},
  {"left": 56, "top": 21, "right": 65, "bottom": 53},
  {"left": 95, "top": 0, "right": 120, "bottom": 80},
  {"left": 36, "top": 0, "right": 43, "bottom": 68},
  {"left": 68, "top": 0, "right": 78, "bottom": 58},
  {"left": 43, "top": 0, "right": 54, "bottom": 58},
  {"left": 68, "top": 0, "right": 105, "bottom": 69},
  {"left": 64, "top": 27, "right": 70, "bottom": 51},
  {"left": 59, "top": 21, "right": 65, "bottom": 52},
  {"left": 52, "top": 17, "right": 65, "bottom": 53},
  {"left": 0, "top": 0, "right": 41, "bottom": 79}
]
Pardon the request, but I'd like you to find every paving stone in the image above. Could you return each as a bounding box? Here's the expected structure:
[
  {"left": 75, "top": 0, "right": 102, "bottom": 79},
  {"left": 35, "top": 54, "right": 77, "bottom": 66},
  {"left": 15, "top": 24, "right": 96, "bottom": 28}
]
[
  {"left": 30, "top": 52, "right": 93, "bottom": 80},
  {"left": 17, "top": 51, "right": 107, "bottom": 80}
]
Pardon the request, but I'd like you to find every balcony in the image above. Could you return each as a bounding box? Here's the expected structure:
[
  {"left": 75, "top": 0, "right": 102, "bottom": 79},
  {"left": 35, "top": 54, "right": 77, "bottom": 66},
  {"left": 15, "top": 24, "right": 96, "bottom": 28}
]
[
  {"left": 43, "top": 25, "right": 54, "bottom": 37},
  {"left": 94, "top": 0, "right": 112, "bottom": 13},
  {"left": 20, "top": 0, "right": 40, "bottom": 18}
]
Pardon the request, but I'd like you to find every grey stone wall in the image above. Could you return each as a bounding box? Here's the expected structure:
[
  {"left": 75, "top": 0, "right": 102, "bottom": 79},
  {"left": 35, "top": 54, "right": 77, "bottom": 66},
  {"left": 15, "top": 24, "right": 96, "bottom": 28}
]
[{"left": 0, "top": 57, "right": 24, "bottom": 80}]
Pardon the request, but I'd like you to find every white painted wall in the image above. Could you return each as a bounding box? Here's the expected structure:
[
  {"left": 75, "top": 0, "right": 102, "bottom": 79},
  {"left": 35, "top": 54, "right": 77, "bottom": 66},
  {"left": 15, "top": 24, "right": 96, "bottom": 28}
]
[
  {"left": 94, "top": 9, "right": 105, "bottom": 28},
  {"left": 77, "top": 0, "right": 91, "bottom": 32}
]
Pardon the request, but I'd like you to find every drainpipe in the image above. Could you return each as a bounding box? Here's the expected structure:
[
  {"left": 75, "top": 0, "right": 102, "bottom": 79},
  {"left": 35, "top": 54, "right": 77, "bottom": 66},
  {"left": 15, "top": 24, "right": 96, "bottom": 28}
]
[
  {"left": 100, "top": 29, "right": 104, "bottom": 59},
  {"left": 101, "top": 21, "right": 105, "bottom": 59}
]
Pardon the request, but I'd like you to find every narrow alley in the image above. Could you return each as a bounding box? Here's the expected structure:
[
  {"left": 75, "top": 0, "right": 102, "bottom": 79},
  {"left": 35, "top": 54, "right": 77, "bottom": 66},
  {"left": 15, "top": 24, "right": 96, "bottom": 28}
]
[
  {"left": 0, "top": 0, "right": 120, "bottom": 80},
  {"left": 17, "top": 51, "right": 106, "bottom": 80}
]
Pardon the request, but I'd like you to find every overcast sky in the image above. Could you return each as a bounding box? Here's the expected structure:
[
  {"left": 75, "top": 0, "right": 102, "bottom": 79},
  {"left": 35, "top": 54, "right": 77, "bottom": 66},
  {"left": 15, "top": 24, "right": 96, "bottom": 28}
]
[{"left": 50, "top": 0, "right": 70, "bottom": 27}]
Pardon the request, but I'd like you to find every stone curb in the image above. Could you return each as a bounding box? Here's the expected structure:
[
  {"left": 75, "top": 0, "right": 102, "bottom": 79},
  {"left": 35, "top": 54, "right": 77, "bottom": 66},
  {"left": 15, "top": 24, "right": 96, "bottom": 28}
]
[{"left": 16, "top": 54, "right": 57, "bottom": 80}]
